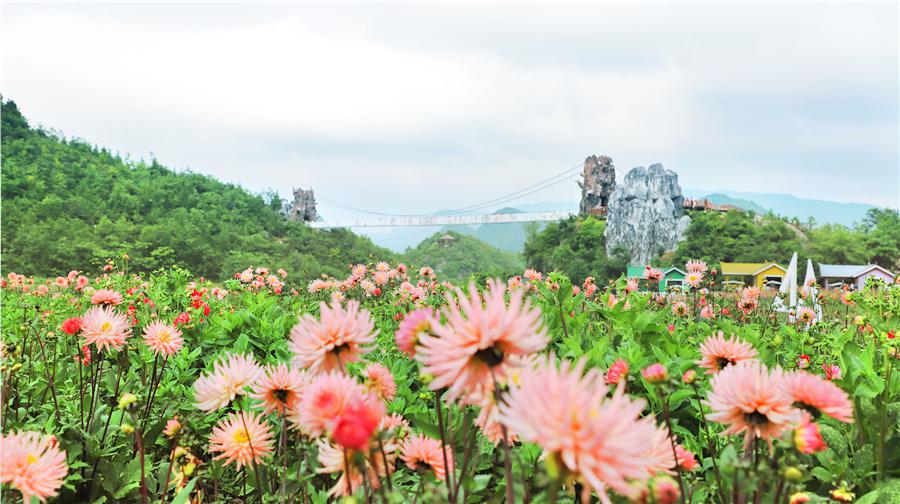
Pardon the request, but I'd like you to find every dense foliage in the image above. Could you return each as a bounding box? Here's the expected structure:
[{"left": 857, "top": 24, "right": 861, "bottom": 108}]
[
  {"left": 523, "top": 216, "right": 628, "bottom": 284},
  {"left": 402, "top": 231, "right": 524, "bottom": 282},
  {"left": 0, "top": 100, "right": 391, "bottom": 281},
  {"left": 670, "top": 210, "right": 900, "bottom": 270},
  {"left": 2, "top": 261, "right": 898, "bottom": 503},
  {"left": 525, "top": 210, "right": 900, "bottom": 282}
]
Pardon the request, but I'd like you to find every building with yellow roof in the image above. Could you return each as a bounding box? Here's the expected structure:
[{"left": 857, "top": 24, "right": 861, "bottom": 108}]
[{"left": 719, "top": 262, "right": 787, "bottom": 289}]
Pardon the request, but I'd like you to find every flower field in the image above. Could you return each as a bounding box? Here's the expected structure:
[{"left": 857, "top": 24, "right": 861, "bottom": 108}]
[{"left": 1, "top": 260, "right": 898, "bottom": 503}]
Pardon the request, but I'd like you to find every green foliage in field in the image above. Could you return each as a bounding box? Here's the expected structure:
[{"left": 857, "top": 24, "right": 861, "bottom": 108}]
[
  {"left": 402, "top": 231, "right": 524, "bottom": 282},
  {"left": 0, "top": 99, "right": 392, "bottom": 281},
  {"left": 523, "top": 216, "right": 628, "bottom": 284}
]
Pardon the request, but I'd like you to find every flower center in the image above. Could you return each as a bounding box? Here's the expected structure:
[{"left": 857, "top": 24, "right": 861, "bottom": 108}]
[
  {"left": 475, "top": 346, "right": 504, "bottom": 367},
  {"left": 158, "top": 331, "right": 171, "bottom": 344},
  {"left": 101, "top": 321, "right": 112, "bottom": 333},
  {"left": 716, "top": 357, "right": 733, "bottom": 370},
  {"left": 744, "top": 411, "right": 769, "bottom": 426},
  {"left": 233, "top": 428, "right": 250, "bottom": 444},
  {"left": 794, "top": 402, "right": 821, "bottom": 419},
  {"left": 273, "top": 389, "right": 289, "bottom": 404},
  {"left": 26, "top": 454, "right": 37, "bottom": 465}
]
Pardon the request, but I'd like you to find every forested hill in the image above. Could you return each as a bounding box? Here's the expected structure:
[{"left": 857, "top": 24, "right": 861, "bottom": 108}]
[{"left": 0, "top": 99, "right": 391, "bottom": 281}]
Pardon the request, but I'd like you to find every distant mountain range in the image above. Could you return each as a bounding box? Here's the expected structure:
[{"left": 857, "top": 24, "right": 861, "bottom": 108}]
[
  {"left": 358, "top": 191, "right": 885, "bottom": 252},
  {"left": 683, "top": 189, "right": 880, "bottom": 227}
]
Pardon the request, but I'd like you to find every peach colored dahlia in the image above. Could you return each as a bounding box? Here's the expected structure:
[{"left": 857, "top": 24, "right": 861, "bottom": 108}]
[
  {"left": 142, "top": 321, "right": 183, "bottom": 357},
  {"left": 696, "top": 331, "right": 758, "bottom": 374},
  {"left": 91, "top": 289, "right": 123, "bottom": 306},
  {"left": 499, "top": 357, "right": 663, "bottom": 502},
  {"left": 290, "top": 371, "right": 369, "bottom": 437},
  {"left": 209, "top": 411, "right": 274, "bottom": 469},
  {"left": 706, "top": 360, "right": 801, "bottom": 449},
  {"left": 394, "top": 308, "right": 433, "bottom": 357},
  {"left": 782, "top": 371, "right": 853, "bottom": 423},
  {"left": 416, "top": 279, "right": 547, "bottom": 404},
  {"left": 251, "top": 363, "right": 309, "bottom": 415},
  {"left": 290, "top": 300, "right": 376, "bottom": 374},
  {"left": 0, "top": 431, "right": 68, "bottom": 503},
  {"left": 400, "top": 433, "right": 454, "bottom": 481},
  {"left": 193, "top": 353, "right": 263, "bottom": 412},
  {"left": 363, "top": 363, "right": 397, "bottom": 402},
  {"left": 315, "top": 437, "right": 397, "bottom": 497},
  {"left": 81, "top": 305, "right": 132, "bottom": 352}
]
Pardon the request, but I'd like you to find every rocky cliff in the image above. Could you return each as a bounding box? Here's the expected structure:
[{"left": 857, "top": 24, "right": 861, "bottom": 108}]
[
  {"left": 285, "top": 187, "right": 318, "bottom": 222},
  {"left": 605, "top": 163, "right": 690, "bottom": 265},
  {"left": 578, "top": 155, "right": 616, "bottom": 215}
]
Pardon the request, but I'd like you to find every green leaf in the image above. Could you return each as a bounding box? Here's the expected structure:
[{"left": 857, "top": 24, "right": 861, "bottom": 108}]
[{"left": 170, "top": 477, "right": 197, "bottom": 504}]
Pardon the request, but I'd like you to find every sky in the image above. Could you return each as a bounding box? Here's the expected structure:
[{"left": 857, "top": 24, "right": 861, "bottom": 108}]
[{"left": 2, "top": 1, "right": 899, "bottom": 220}]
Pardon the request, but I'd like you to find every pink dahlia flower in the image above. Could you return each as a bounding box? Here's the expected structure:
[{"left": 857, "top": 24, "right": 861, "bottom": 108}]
[
  {"left": 500, "top": 357, "right": 664, "bottom": 500},
  {"left": 401, "top": 433, "right": 454, "bottom": 481},
  {"left": 209, "top": 411, "right": 274, "bottom": 469},
  {"left": 363, "top": 363, "right": 397, "bottom": 402},
  {"left": 81, "top": 305, "right": 132, "bottom": 352},
  {"left": 782, "top": 371, "right": 853, "bottom": 423},
  {"left": 91, "top": 289, "right": 123, "bottom": 306},
  {"left": 416, "top": 279, "right": 548, "bottom": 404},
  {"left": 696, "top": 331, "right": 758, "bottom": 374},
  {"left": 142, "top": 321, "right": 183, "bottom": 357},
  {"left": 290, "top": 371, "right": 369, "bottom": 437},
  {"left": 251, "top": 364, "right": 309, "bottom": 415},
  {"left": 290, "top": 300, "right": 376, "bottom": 374},
  {"left": 706, "top": 360, "right": 801, "bottom": 449},
  {"left": 685, "top": 260, "right": 708, "bottom": 274},
  {"left": 193, "top": 354, "right": 263, "bottom": 412},
  {"left": 394, "top": 308, "right": 433, "bottom": 357},
  {"left": 0, "top": 431, "right": 68, "bottom": 503}
]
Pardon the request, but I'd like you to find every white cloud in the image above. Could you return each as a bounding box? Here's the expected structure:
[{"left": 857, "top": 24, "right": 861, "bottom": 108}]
[{"left": 2, "top": 2, "right": 897, "bottom": 210}]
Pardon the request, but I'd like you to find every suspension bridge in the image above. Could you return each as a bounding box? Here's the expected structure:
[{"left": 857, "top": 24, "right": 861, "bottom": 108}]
[
  {"left": 308, "top": 210, "right": 576, "bottom": 228},
  {"left": 304, "top": 161, "right": 585, "bottom": 229}
]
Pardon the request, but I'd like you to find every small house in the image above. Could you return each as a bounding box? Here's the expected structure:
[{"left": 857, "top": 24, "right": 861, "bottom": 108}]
[
  {"left": 719, "top": 262, "right": 786, "bottom": 289},
  {"left": 819, "top": 264, "right": 895, "bottom": 290},
  {"left": 625, "top": 266, "right": 685, "bottom": 292},
  {"left": 663, "top": 267, "right": 686, "bottom": 291}
]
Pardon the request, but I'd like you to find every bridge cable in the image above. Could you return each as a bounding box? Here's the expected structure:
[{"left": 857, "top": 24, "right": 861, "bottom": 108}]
[{"left": 316, "top": 161, "right": 584, "bottom": 218}]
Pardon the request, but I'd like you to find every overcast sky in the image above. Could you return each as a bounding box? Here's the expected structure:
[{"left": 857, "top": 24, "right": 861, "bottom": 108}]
[{"left": 2, "top": 2, "right": 898, "bottom": 217}]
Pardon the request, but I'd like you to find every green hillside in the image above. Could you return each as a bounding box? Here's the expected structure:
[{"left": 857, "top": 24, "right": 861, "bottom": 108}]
[
  {"left": 403, "top": 230, "right": 524, "bottom": 281},
  {"left": 0, "top": 99, "right": 391, "bottom": 280}
]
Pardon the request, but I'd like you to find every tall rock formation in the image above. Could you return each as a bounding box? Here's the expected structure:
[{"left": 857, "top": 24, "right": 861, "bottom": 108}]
[
  {"left": 605, "top": 163, "right": 691, "bottom": 265},
  {"left": 285, "top": 187, "right": 318, "bottom": 222},
  {"left": 578, "top": 155, "right": 616, "bottom": 215}
]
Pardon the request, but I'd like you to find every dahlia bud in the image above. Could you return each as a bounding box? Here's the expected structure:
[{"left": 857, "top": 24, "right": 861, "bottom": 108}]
[
  {"left": 783, "top": 466, "right": 803, "bottom": 482},
  {"left": 641, "top": 363, "right": 668, "bottom": 384},
  {"left": 830, "top": 487, "right": 855, "bottom": 502},
  {"left": 605, "top": 359, "right": 629, "bottom": 385},
  {"left": 682, "top": 369, "right": 697, "bottom": 384},
  {"left": 118, "top": 392, "right": 139, "bottom": 410},
  {"left": 121, "top": 424, "right": 135, "bottom": 434},
  {"left": 794, "top": 419, "right": 827, "bottom": 454},
  {"left": 163, "top": 417, "right": 182, "bottom": 438},
  {"left": 651, "top": 476, "right": 680, "bottom": 504},
  {"left": 789, "top": 492, "right": 810, "bottom": 504}
]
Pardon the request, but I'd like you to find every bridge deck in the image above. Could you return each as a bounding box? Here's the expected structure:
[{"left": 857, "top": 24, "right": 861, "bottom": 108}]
[{"left": 308, "top": 211, "right": 576, "bottom": 228}]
